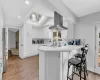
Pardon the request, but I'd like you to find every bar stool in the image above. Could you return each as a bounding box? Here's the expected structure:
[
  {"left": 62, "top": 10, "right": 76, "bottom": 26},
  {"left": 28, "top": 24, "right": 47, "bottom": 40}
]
[
  {"left": 75, "top": 44, "right": 88, "bottom": 76},
  {"left": 67, "top": 47, "right": 87, "bottom": 80}
]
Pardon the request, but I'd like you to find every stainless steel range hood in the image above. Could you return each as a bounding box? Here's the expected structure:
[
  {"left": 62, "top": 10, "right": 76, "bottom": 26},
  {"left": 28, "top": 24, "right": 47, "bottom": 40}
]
[{"left": 49, "top": 11, "right": 68, "bottom": 30}]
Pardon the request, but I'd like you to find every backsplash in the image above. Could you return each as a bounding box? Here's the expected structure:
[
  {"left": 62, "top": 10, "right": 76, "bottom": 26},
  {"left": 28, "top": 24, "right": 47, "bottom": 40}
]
[{"left": 32, "top": 38, "right": 51, "bottom": 44}]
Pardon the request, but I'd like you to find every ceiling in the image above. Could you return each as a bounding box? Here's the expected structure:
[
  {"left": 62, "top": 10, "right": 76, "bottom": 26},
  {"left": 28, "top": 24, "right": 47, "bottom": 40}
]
[
  {"left": 0, "top": 0, "right": 55, "bottom": 26},
  {"left": 62, "top": 0, "right": 100, "bottom": 17},
  {"left": 1, "top": 0, "right": 100, "bottom": 27}
]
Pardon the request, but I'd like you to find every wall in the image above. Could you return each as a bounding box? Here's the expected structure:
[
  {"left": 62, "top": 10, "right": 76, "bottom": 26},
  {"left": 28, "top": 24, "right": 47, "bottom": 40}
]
[
  {"left": 75, "top": 11, "right": 100, "bottom": 72},
  {"left": 67, "top": 21, "right": 75, "bottom": 39},
  {"left": 8, "top": 30, "right": 16, "bottom": 50},
  {"left": 23, "top": 23, "right": 33, "bottom": 57}
]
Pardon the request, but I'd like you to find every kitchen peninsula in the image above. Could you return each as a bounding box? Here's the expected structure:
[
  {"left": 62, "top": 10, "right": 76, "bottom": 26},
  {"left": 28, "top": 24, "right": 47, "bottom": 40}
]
[{"left": 38, "top": 45, "right": 83, "bottom": 80}]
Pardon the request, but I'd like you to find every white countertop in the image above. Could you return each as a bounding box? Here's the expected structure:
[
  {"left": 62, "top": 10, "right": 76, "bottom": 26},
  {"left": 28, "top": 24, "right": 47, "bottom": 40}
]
[{"left": 38, "top": 45, "right": 83, "bottom": 52}]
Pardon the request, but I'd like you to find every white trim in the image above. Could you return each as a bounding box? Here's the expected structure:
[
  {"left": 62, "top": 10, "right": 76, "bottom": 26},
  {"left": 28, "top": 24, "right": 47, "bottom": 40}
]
[
  {"left": 87, "top": 67, "right": 94, "bottom": 73},
  {"left": 5, "top": 24, "right": 21, "bottom": 29},
  {"left": 94, "top": 22, "right": 100, "bottom": 74},
  {"left": 24, "top": 53, "right": 39, "bottom": 58}
]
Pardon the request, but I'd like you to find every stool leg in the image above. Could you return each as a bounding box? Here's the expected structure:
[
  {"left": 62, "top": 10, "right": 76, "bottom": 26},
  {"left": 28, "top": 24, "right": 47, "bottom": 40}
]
[
  {"left": 80, "top": 65, "right": 82, "bottom": 80},
  {"left": 84, "top": 65, "right": 86, "bottom": 80},
  {"left": 85, "top": 60, "right": 88, "bottom": 76},
  {"left": 67, "top": 63, "right": 70, "bottom": 80},
  {"left": 84, "top": 59, "right": 88, "bottom": 76}
]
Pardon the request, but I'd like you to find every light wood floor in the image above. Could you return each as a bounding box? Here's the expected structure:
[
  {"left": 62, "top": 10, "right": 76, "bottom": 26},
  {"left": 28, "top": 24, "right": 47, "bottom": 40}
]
[
  {"left": 73, "top": 71, "right": 100, "bottom": 80},
  {"left": 2, "top": 55, "right": 100, "bottom": 80},
  {"left": 3, "top": 55, "right": 39, "bottom": 80}
]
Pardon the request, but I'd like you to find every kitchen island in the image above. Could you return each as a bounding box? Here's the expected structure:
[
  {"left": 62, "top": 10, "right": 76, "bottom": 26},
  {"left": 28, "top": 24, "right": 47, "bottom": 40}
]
[{"left": 38, "top": 45, "right": 83, "bottom": 80}]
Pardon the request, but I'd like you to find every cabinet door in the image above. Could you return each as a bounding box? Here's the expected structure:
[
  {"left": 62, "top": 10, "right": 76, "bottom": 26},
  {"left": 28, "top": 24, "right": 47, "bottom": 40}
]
[
  {"left": 61, "top": 30, "right": 67, "bottom": 39},
  {"left": 46, "top": 52, "right": 60, "bottom": 80},
  {"left": 43, "top": 27, "right": 52, "bottom": 39}
]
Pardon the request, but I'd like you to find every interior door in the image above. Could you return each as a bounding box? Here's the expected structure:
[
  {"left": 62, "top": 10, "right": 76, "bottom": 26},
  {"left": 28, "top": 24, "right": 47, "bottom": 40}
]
[{"left": 95, "top": 24, "right": 100, "bottom": 74}]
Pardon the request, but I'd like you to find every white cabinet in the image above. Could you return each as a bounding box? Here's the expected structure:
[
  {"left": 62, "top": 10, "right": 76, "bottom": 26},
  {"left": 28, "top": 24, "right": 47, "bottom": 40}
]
[
  {"left": 43, "top": 27, "right": 51, "bottom": 39},
  {"left": 39, "top": 51, "right": 60, "bottom": 80},
  {"left": 32, "top": 26, "right": 52, "bottom": 39},
  {"left": 32, "top": 27, "right": 44, "bottom": 38},
  {"left": 61, "top": 30, "right": 67, "bottom": 39},
  {"left": 32, "top": 45, "right": 39, "bottom": 55}
]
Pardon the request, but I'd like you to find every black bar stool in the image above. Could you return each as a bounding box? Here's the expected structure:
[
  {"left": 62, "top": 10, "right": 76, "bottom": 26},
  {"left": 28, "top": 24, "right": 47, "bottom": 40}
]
[
  {"left": 75, "top": 44, "right": 88, "bottom": 76},
  {"left": 67, "top": 46, "right": 88, "bottom": 80}
]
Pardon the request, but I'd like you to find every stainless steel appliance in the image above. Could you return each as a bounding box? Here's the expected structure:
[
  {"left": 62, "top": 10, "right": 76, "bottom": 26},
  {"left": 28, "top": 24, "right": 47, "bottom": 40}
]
[{"left": 49, "top": 11, "right": 68, "bottom": 30}]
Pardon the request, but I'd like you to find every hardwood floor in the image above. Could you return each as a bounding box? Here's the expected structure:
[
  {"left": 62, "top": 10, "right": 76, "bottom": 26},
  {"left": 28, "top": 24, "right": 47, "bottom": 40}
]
[
  {"left": 2, "top": 55, "right": 100, "bottom": 80},
  {"left": 3, "top": 55, "right": 39, "bottom": 80},
  {"left": 73, "top": 71, "right": 100, "bottom": 80}
]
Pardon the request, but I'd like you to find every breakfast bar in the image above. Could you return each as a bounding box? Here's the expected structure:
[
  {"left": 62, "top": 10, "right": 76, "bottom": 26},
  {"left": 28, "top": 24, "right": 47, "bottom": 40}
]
[{"left": 38, "top": 45, "right": 83, "bottom": 80}]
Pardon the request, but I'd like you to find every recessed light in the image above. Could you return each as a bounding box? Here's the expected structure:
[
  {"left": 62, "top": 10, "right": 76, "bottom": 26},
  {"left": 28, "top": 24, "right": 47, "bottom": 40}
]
[
  {"left": 25, "top": 0, "right": 29, "bottom": 5},
  {"left": 18, "top": 16, "right": 21, "bottom": 19}
]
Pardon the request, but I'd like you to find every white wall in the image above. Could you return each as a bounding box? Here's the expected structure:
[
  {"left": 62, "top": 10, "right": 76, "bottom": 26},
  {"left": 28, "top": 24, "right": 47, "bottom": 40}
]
[
  {"left": 62, "top": 20, "right": 75, "bottom": 39},
  {"left": 67, "top": 21, "right": 75, "bottom": 39},
  {"left": 8, "top": 30, "right": 16, "bottom": 50},
  {"left": 75, "top": 11, "right": 100, "bottom": 72},
  {"left": 23, "top": 23, "right": 33, "bottom": 57}
]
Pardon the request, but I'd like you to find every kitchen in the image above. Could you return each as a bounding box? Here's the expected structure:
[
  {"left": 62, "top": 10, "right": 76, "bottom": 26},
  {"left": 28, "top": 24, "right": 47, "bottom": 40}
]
[{"left": 0, "top": 0, "right": 100, "bottom": 80}]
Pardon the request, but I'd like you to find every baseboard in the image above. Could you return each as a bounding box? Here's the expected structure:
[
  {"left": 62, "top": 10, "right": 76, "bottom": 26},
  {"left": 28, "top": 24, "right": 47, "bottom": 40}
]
[
  {"left": 87, "top": 67, "right": 94, "bottom": 73},
  {"left": 24, "top": 53, "right": 39, "bottom": 58}
]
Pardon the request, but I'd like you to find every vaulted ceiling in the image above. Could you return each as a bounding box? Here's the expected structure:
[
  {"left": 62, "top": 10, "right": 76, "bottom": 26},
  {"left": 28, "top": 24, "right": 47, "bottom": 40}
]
[
  {"left": 1, "top": 0, "right": 100, "bottom": 27},
  {"left": 62, "top": 0, "right": 100, "bottom": 17},
  {"left": 0, "top": 0, "right": 55, "bottom": 26}
]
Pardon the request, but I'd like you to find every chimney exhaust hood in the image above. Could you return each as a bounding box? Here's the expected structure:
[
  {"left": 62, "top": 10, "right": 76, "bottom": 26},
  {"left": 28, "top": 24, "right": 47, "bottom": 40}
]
[{"left": 49, "top": 11, "right": 68, "bottom": 30}]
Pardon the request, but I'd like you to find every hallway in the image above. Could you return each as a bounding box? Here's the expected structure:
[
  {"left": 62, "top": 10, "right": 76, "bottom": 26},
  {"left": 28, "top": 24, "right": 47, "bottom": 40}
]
[{"left": 3, "top": 55, "right": 39, "bottom": 80}]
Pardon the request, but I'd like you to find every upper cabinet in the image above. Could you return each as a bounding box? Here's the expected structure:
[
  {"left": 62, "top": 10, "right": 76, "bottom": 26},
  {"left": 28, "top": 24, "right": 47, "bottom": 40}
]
[
  {"left": 32, "top": 26, "right": 52, "bottom": 39},
  {"left": 32, "top": 27, "right": 43, "bottom": 38},
  {"left": 61, "top": 30, "right": 67, "bottom": 39},
  {"left": 43, "top": 26, "right": 52, "bottom": 39}
]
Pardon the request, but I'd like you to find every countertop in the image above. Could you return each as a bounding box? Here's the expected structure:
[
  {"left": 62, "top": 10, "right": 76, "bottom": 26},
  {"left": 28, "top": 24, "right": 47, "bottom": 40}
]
[{"left": 38, "top": 45, "right": 83, "bottom": 52}]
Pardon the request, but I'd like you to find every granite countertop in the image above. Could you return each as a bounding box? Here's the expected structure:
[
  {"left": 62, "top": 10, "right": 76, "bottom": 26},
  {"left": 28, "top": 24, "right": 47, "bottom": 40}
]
[{"left": 38, "top": 45, "right": 83, "bottom": 52}]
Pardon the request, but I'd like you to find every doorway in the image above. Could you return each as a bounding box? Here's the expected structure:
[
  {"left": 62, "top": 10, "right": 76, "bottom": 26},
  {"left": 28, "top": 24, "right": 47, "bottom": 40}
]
[
  {"left": 95, "top": 23, "right": 100, "bottom": 74},
  {"left": 8, "top": 28, "right": 19, "bottom": 58},
  {"left": 2, "top": 26, "right": 25, "bottom": 75}
]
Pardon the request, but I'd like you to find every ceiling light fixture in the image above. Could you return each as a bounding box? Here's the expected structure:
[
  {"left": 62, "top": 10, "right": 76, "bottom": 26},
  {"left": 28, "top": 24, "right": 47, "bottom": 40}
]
[{"left": 25, "top": 0, "right": 29, "bottom": 5}]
